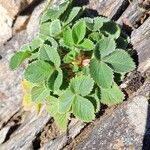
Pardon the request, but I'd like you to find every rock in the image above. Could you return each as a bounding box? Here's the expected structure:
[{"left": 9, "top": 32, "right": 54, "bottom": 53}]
[
  {"left": 0, "top": 1, "right": 45, "bottom": 129},
  {"left": 0, "top": 4, "right": 13, "bottom": 45},
  {"left": 13, "top": 15, "right": 30, "bottom": 33},
  {"left": 0, "top": 109, "right": 51, "bottom": 150},
  {"left": 88, "top": 0, "right": 129, "bottom": 19},
  {"left": 0, "top": 0, "right": 36, "bottom": 19},
  {"left": 131, "top": 17, "right": 150, "bottom": 72},
  {"left": 117, "top": 0, "right": 146, "bottom": 27},
  {"left": 76, "top": 96, "right": 150, "bottom": 150},
  {"left": 0, "top": 126, "right": 11, "bottom": 144}
]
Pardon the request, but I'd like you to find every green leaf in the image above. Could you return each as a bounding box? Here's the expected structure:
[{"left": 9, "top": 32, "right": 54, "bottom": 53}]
[
  {"left": 40, "top": 22, "right": 51, "bottom": 36},
  {"left": 70, "top": 75, "right": 94, "bottom": 96},
  {"left": 101, "top": 21, "right": 121, "bottom": 39},
  {"left": 93, "top": 17, "right": 104, "bottom": 31},
  {"left": 20, "top": 44, "right": 31, "bottom": 52},
  {"left": 90, "top": 59, "right": 113, "bottom": 88},
  {"left": 72, "top": 20, "right": 86, "bottom": 44},
  {"left": 59, "top": 90, "right": 75, "bottom": 113},
  {"left": 50, "top": 19, "right": 61, "bottom": 37},
  {"left": 63, "top": 50, "right": 77, "bottom": 63},
  {"left": 39, "top": 44, "right": 60, "bottom": 68},
  {"left": 46, "top": 96, "right": 59, "bottom": 116},
  {"left": 24, "top": 61, "right": 54, "bottom": 83},
  {"left": 39, "top": 34, "right": 58, "bottom": 49},
  {"left": 72, "top": 95, "right": 95, "bottom": 122},
  {"left": 89, "top": 32, "right": 103, "bottom": 42},
  {"left": 47, "top": 69, "right": 63, "bottom": 91},
  {"left": 63, "top": 26, "right": 74, "bottom": 47},
  {"left": 9, "top": 51, "right": 31, "bottom": 70},
  {"left": 40, "top": 1, "right": 70, "bottom": 22},
  {"left": 46, "top": 96, "right": 69, "bottom": 131},
  {"left": 100, "top": 83, "right": 124, "bottom": 105},
  {"left": 86, "top": 92, "right": 100, "bottom": 113},
  {"left": 78, "top": 39, "right": 95, "bottom": 51},
  {"left": 104, "top": 49, "right": 136, "bottom": 73},
  {"left": 80, "top": 17, "right": 93, "bottom": 31},
  {"left": 30, "top": 37, "right": 43, "bottom": 52},
  {"left": 31, "top": 86, "right": 50, "bottom": 103},
  {"left": 95, "top": 37, "right": 116, "bottom": 58},
  {"left": 54, "top": 112, "right": 69, "bottom": 131},
  {"left": 64, "top": 7, "right": 81, "bottom": 25}
]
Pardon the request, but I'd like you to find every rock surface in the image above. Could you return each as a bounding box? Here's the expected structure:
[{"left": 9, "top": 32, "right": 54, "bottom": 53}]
[{"left": 76, "top": 80, "right": 150, "bottom": 150}]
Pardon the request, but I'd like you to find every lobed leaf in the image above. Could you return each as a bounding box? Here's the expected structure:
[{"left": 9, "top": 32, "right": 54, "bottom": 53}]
[
  {"left": 90, "top": 59, "right": 114, "bottom": 88},
  {"left": 104, "top": 49, "right": 136, "bottom": 73},
  {"left": 72, "top": 95, "right": 95, "bottom": 122},
  {"left": 70, "top": 75, "right": 94, "bottom": 96},
  {"left": 95, "top": 37, "right": 116, "bottom": 58},
  {"left": 31, "top": 86, "right": 50, "bottom": 103},
  {"left": 24, "top": 61, "right": 54, "bottom": 83},
  {"left": 100, "top": 83, "right": 125, "bottom": 105},
  {"left": 39, "top": 44, "right": 61, "bottom": 68},
  {"left": 63, "top": 26, "right": 74, "bottom": 47},
  {"left": 72, "top": 20, "right": 86, "bottom": 44},
  {"left": 78, "top": 39, "right": 95, "bottom": 51},
  {"left": 59, "top": 90, "right": 75, "bottom": 113},
  {"left": 49, "top": 19, "right": 61, "bottom": 37},
  {"left": 64, "top": 7, "right": 81, "bottom": 25},
  {"left": 47, "top": 69, "right": 63, "bottom": 91},
  {"left": 9, "top": 51, "right": 31, "bottom": 70}
]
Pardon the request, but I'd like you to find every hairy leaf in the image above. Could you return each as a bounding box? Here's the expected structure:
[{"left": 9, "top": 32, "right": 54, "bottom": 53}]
[
  {"left": 31, "top": 86, "right": 50, "bottom": 103},
  {"left": 104, "top": 49, "right": 136, "bottom": 73},
  {"left": 72, "top": 95, "right": 95, "bottom": 122},
  {"left": 40, "top": 22, "right": 51, "bottom": 36},
  {"left": 100, "top": 83, "right": 124, "bottom": 105},
  {"left": 64, "top": 7, "right": 81, "bottom": 25},
  {"left": 41, "top": 1, "right": 69, "bottom": 22},
  {"left": 46, "top": 96, "right": 59, "bottom": 116},
  {"left": 54, "top": 112, "right": 69, "bottom": 131},
  {"left": 24, "top": 61, "right": 54, "bottom": 83},
  {"left": 47, "top": 69, "right": 63, "bottom": 91},
  {"left": 63, "top": 26, "right": 74, "bottom": 47},
  {"left": 89, "top": 32, "right": 103, "bottom": 42},
  {"left": 63, "top": 50, "right": 77, "bottom": 63},
  {"left": 78, "top": 39, "right": 95, "bottom": 51},
  {"left": 95, "top": 37, "right": 116, "bottom": 58},
  {"left": 90, "top": 59, "right": 113, "bottom": 88},
  {"left": 39, "top": 44, "right": 60, "bottom": 67},
  {"left": 93, "top": 17, "right": 104, "bottom": 31},
  {"left": 50, "top": 19, "right": 61, "bottom": 37},
  {"left": 70, "top": 75, "right": 94, "bottom": 96},
  {"left": 46, "top": 96, "right": 69, "bottom": 130},
  {"left": 59, "top": 90, "right": 75, "bottom": 113},
  {"left": 72, "top": 20, "right": 86, "bottom": 44},
  {"left": 30, "top": 37, "right": 43, "bottom": 51},
  {"left": 9, "top": 51, "right": 31, "bottom": 70}
]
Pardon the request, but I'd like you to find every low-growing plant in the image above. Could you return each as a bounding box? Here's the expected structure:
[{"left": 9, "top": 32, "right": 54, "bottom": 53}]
[{"left": 9, "top": 0, "right": 135, "bottom": 130}]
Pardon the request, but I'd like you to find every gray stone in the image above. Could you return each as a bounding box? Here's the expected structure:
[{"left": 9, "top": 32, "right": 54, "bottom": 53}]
[
  {"left": 76, "top": 96, "right": 150, "bottom": 150},
  {"left": 0, "top": 109, "right": 50, "bottom": 150},
  {"left": 0, "top": 1, "right": 44, "bottom": 129},
  {"left": 0, "top": 4, "right": 13, "bottom": 45},
  {"left": 0, "top": 126, "right": 11, "bottom": 144}
]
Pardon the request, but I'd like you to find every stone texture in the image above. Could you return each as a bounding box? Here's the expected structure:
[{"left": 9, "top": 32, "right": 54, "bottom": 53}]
[
  {"left": 0, "top": 4, "right": 13, "bottom": 45},
  {"left": 0, "top": 0, "right": 36, "bottom": 18},
  {"left": 131, "top": 17, "right": 150, "bottom": 67},
  {"left": 0, "top": 109, "right": 50, "bottom": 150},
  {"left": 76, "top": 95, "right": 150, "bottom": 150},
  {"left": 0, "top": 1, "right": 45, "bottom": 129}
]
